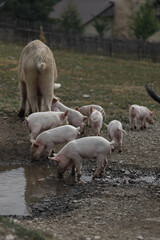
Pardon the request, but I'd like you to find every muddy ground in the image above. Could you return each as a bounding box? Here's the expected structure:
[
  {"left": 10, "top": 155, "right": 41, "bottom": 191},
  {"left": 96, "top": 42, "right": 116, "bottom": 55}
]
[{"left": 0, "top": 114, "right": 160, "bottom": 240}]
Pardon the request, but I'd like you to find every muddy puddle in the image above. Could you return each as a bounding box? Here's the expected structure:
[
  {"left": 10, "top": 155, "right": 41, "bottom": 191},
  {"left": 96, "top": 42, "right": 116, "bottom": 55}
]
[
  {"left": 0, "top": 164, "right": 69, "bottom": 216},
  {"left": 0, "top": 163, "right": 159, "bottom": 216}
]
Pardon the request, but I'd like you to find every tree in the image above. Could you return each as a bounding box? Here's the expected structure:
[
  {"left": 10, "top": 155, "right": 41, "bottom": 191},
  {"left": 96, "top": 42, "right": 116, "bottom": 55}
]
[
  {"left": 131, "top": 0, "right": 159, "bottom": 40},
  {"left": 92, "top": 16, "right": 110, "bottom": 38},
  {"left": 59, "top": 0, "right": 83, "bottom": 34},
  {"left": 1, "top": 0, "right": 60, "bottom": 22}
]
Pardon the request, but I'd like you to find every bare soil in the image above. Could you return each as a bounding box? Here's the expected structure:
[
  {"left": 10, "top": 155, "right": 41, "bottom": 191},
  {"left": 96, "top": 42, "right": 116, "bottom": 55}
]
[{"left": 0, "top": 115, "right": 160, "bottom": 240}]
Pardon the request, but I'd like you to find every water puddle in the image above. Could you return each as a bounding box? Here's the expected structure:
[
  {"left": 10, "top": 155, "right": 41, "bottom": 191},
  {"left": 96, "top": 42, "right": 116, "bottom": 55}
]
[
  {"left": 0, "top": 164, "right": 159, "bottom": 216},
  {"left": 0, "top": 164, "right": 69, "bottom": 216},
  {"left": 104, "top": 174, "right": 160, "bottom": 186}
]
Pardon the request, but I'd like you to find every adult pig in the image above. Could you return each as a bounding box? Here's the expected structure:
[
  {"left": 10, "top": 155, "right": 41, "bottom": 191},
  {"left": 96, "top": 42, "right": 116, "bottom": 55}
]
[
  {"left": 30, "top": 125, "right": 80, "bottom": 160},
  {"left": 25, "top": 110, "right": 68, "bottom": 140},
  {"left": 50, "top": 136, "right": 114, "bottom": 180},
  {"left": 18, "top": 40, "right": 60, "bottom": 117}
]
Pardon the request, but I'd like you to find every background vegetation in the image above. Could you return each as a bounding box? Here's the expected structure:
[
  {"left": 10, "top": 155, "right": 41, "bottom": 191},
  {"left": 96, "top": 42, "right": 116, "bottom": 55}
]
[
  {"left": 131, "top": 0, "right": 159, "bottom": 40},
  {"left": 1, "top": 0, "right": 59, "bottom": 22},
  {"left": 1, "top": 41, "right": 160, "bottom": 125}
]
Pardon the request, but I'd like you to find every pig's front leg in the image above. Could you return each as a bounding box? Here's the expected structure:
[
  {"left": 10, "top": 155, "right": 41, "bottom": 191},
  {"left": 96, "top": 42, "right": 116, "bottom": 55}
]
[
  {"left": 73, "top": 156, "right": 83, "bottom": 181},
  {"left": 71, "top": 164, "right": 76, "bottom": 176},
  {"left": 46, "top": 144, "right": 54, "bottom": 157},
  {"left": 130, "top": 117, "right": 137, "bottom": 130},
  {"left": 140, "top": 117, "right": 146, "bottom": 130}
]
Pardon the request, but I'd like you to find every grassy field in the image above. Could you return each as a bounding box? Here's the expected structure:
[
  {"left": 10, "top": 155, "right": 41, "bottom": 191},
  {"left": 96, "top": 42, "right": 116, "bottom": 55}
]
[
  {"left": 0, "top": 216, "right": 52, "bottom": 240},
  {"left": 1, "top": 40, "right": 160, "bottom": 123}
]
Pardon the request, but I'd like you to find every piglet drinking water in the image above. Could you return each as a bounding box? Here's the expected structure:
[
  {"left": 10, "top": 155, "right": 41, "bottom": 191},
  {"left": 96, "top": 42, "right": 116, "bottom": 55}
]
[
  {"left": 105, "top": 120, "right": 127, "bottom": 152},
  {"left": 129, "top": 104, "right": 153, "bottom": 130},
  {"left": 30, "top": 125, "right": 80, "bottom": 160},
  {"left": 25, "top": 110, "right": 68, "bottom": 140},
  {"left": 49, "top": 136, "right": 114, "bottom": 180}
]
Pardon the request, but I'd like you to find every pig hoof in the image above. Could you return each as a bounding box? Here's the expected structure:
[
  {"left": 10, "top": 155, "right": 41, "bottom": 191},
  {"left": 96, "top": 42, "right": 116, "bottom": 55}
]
[
  {"left": 119, "top": 150, "right": 122, "bottom": 153},
  {"left": 134, "top": 126, "right": 137, "bottom": 129},
  {"left": 130, "top": 127, "right": 133, "bottom": 131},
  {"left": 140, "top": 127, "right": 143, "bottom": 130}
]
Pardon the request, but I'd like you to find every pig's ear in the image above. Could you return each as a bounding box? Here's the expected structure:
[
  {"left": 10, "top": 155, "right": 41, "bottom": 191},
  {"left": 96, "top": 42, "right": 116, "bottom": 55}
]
[
  {"left": 33, "top": 142, "right": 40, "bottom": 148},
  {"left": 49, "top": 156, "right": 60, "bottom": 162},
  {"left": 64, "top": 110, "right": 68, "bottom": 117},
  {"left": 150, "top": 111, "right": 154, "bottom": 115},
  {"left": 100, "top": 109, "right": 104, "bottom": 114},
  {"left": 90, "top": 106, "right": 93, "bottom": 113},
  {"left": 104, "top": 123, "right": 108, "bottom": 128},
  {"left": 52, "top": 97, "right": 59, "bottom": 104},
  {"left": 75, "top": 107, "right": 79, "bottom": 111},
  {"left": 54, "top": 107, "right": 60, "bottom": 112}
]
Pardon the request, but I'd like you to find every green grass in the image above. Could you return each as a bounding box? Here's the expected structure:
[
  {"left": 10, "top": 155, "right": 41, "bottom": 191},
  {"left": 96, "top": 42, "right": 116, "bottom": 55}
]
[
  {"left": 0, "top": 216, "right": 52, "bottom": 240},
  {"left": 1, "top": 41, "right": 160, "bottom": 122}
]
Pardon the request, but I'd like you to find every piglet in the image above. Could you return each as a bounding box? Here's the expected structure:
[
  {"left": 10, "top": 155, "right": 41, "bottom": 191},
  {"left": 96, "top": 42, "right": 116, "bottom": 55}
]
[
  {"left": 105, "top": 120, "right": 127, "bottom": 152},
  {"left": 129, "top": 104, "right": 153, "bottom": 130},
  {"left": 30, "top": 125, "right": 80, "bottom": 161},
  {"left": 49, "top": 136, "right": 114, "bottom": 180},
  {"left": 76, "top": 104, "right": 106, "bottom": 119},
  {"left": 90, "top": 107, "right": 103, "bottom": 136},
  {"left": 25, "top": 110, "right": 68, "bottom": 141},
  {"left": 52, "top": 98, "right": 88, "bottom": 133}
]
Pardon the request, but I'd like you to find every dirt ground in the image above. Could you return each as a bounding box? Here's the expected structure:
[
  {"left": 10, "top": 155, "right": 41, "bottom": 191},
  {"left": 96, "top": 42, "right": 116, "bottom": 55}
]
[{"left": 0, "top": 114, "right": 160, "bottom": 240}]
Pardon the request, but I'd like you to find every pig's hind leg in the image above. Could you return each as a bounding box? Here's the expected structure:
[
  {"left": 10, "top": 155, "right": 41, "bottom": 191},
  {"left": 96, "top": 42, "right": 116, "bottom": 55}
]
[
  {"left": 93, "top": 156, "right": 107, "bottom": 179},
  {"left": 130, "top": 117, "right": 137, "bottom": 130}
]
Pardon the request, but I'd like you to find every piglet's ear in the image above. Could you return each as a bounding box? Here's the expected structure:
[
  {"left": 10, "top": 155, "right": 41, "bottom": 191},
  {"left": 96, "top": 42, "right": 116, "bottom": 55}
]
[
  {"left": 33, "top": 142, "right": 40, "bottom": 148},
  {"left": 52, "top": 97, "right": 59, "bottom": 104},
  {"left": 151, "top": 111, "right": 154, "bottom": 115},
  {"left": 54, "top": 107, "right": 60, "bottom": 112},
  {"left": 104, "top": 123, "right": 108, "bottom": 128},
  {"left": 49, "top": 156, "right": 60, "bottom": 162},
  {"left": 64, "top": 110, "right": 68, "bottom": 117},
  {"left": 90, "top": 106, "right": 93, "bottom": 113}
]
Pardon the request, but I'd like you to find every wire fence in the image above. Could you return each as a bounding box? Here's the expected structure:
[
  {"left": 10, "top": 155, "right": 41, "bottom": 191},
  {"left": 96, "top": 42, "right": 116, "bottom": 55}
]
[{"left": 1, "top": 15, "right": 160, "bottom": 62}]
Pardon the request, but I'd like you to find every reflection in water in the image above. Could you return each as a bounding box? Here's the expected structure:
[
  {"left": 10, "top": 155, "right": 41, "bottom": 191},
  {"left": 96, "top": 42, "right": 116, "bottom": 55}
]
[
  {"left": 24, "top": 164, "right": 68, "bottom": 203},
  {"left": 0, "top": 167, "right": 29, "bottom": 216},
  {"left": 0, "top": 164, "right": 69, "bottom": 216}
]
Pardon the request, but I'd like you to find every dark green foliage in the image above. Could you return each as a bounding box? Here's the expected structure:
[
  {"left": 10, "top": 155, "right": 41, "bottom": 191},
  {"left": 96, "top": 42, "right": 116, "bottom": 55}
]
[
  {"left": 1, "top": 0, "right": 60, "bottom": 22},
  {"left": 92, "top": 16, "right": 110, "bottom": 38},
  {"left": 59, "top": 0, "right": 83, "bottom": 34},
  {"left": 131, "top": 0, "right": 159, "bottom": 40}
]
